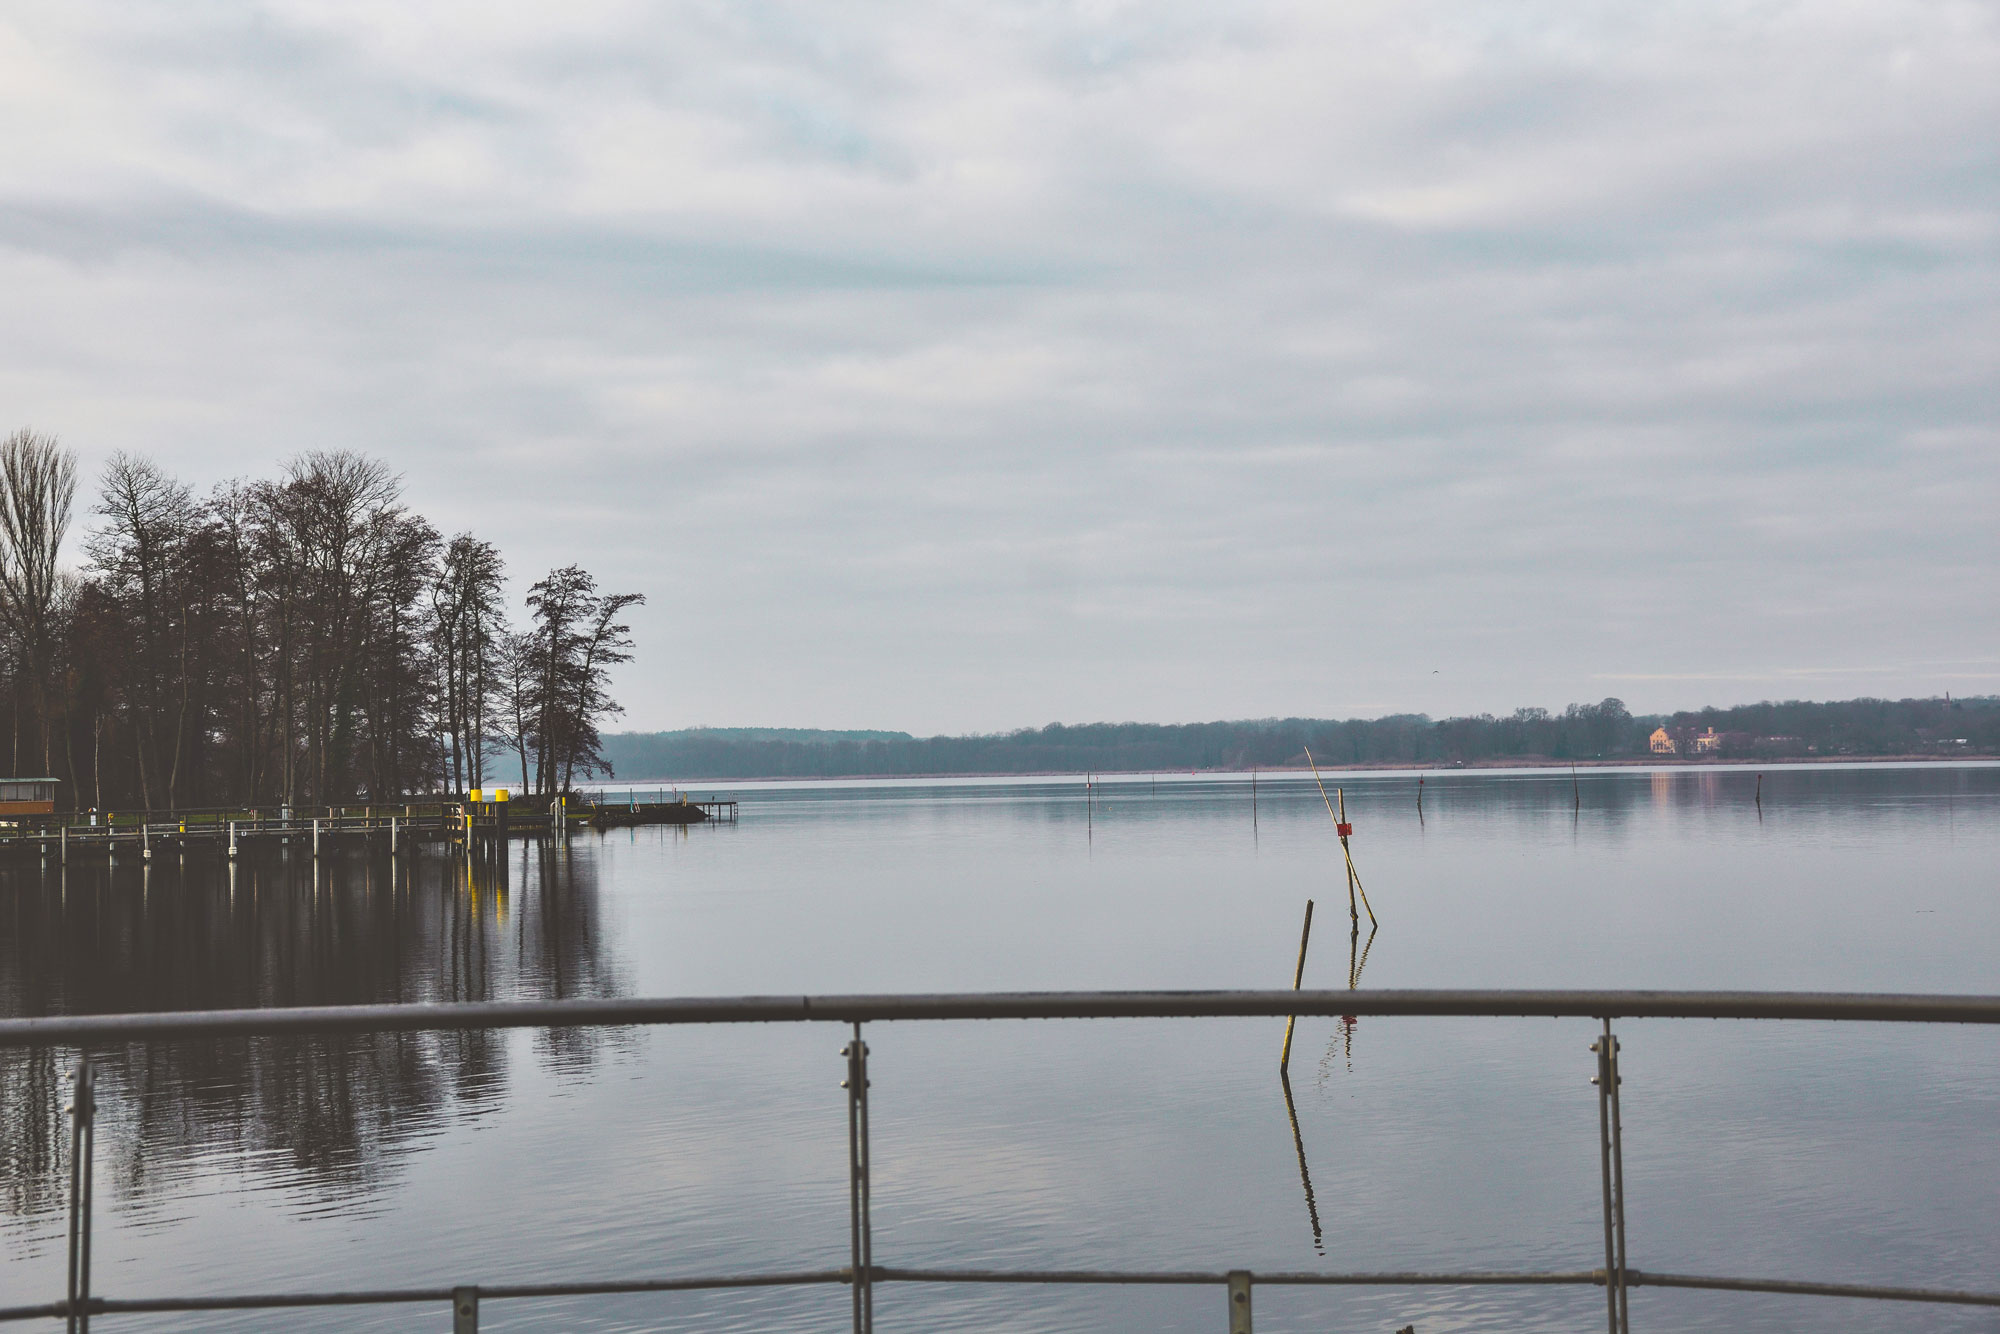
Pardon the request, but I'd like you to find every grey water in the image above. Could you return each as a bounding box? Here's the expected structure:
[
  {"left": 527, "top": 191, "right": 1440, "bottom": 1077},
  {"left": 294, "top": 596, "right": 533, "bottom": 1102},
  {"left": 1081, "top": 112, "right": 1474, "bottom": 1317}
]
[{"left": 3, "top": 764, "right": 1998, "bottom": 1332}]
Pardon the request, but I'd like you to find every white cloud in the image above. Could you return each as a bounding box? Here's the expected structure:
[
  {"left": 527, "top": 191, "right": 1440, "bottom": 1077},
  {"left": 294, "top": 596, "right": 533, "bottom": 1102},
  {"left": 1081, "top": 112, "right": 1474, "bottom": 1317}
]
[{"left": 0, "top": 0, "right": 1995, "bottom": 731}]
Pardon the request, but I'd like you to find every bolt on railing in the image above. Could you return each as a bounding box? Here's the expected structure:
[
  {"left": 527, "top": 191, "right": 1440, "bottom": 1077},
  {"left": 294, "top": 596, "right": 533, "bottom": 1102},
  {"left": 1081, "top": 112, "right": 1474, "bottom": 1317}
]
[{"left": 4, "top": 989, "right": 1999, "bottom": 1332}]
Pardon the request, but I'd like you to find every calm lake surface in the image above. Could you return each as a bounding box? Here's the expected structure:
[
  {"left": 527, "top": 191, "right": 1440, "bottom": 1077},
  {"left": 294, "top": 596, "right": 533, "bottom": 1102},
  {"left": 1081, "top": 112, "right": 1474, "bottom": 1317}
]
[{"left": 3, "top": 764, "right": 1998, "bottom": 1331}]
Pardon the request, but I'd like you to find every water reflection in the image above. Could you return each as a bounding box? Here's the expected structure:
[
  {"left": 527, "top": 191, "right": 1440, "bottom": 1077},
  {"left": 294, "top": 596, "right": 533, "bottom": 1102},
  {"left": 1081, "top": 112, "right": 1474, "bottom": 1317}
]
[
  {"left": 1278, "top": 1069, "right": 1323, "bottom": 1255},
  {"left": 0, "top": 843, "right": 626, "bottom": 1236},
  {"left": 1281, "top": 915, "right": 1384, "bottom": 1254}
]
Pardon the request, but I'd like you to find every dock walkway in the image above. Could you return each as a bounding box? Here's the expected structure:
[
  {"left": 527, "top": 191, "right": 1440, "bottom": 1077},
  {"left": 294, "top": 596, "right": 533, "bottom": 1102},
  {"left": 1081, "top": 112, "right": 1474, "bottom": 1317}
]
[{"left": 0, "top": 796, "right": 737, "bottom": 862}]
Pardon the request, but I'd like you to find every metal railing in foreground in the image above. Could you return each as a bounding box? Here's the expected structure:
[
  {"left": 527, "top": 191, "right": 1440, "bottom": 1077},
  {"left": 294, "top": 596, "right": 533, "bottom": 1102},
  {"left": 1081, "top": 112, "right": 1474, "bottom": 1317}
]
[{"left": 2, "top": 990, "right": 1996, "bottom": 1333}]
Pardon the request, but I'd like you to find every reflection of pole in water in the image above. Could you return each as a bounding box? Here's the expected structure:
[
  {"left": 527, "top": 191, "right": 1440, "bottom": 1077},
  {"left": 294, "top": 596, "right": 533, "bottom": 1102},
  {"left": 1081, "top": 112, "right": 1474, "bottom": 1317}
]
[
  {"left": 1337, "top": 919, "right": 1380, "bottom": 1070},
  {"left": 1279, "top": 1068, "right": 1324, "bottom": 1255}
]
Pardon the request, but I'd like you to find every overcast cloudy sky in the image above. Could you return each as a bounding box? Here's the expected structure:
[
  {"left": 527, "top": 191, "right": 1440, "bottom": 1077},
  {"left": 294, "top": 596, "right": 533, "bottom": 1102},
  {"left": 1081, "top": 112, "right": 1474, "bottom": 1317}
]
[{"left": 2, "top": 2, "right": 1995, "bottom": 734}]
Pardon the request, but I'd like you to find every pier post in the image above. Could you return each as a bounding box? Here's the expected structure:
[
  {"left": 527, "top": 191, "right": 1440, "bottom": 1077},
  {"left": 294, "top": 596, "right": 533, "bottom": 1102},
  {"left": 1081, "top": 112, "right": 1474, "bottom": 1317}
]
[
  {"left": 60, "top": 824, "right": 66, "bottom": 865},
  {"left": 452, "top": 1286, "right": 478, "bottom": 1333},
  {"left": 1592, "top": 1023, "right": 1630, "bottom": 1334},
  {"left": 1226, "top": 1270, "right": 1253, "bottom": 1333},
  {"left": 142, "top": 824, "right": 151, "bottom": 862},
  {"left": 312, "top": 818, "right": 320, "bottom": 859},
  {"left": 389, "top": 816, "right": 397, "bottom": 856},
  {"left": 228, "top": 822, "right": 237, "bottom": 860},
  {"left": 843, "top": 1026, "right": 874, "bottom": 1334},
  {"left": 66, "top": 1059, "right": 96, "bottom": 1334}
]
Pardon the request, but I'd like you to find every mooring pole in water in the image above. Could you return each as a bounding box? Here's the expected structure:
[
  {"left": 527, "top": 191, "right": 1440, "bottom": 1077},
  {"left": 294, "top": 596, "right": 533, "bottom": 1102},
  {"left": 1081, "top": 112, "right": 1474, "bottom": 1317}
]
[
  {"left": 66, "top": 1058, "right": 96, "bottom": 1334},
  {"left": 842, "top": 1025, "right": 874, "bottom": 1334},
  {"left": 1328, "top": 792, "right": 1376, "bottom": 928},
  {"left": 1755, "top": 772, "right": 1763, "bottom": 810},
  {"left": 1592, "top": 1021, "right": 1630, "bottom": 1334},
  {"left": 228, "top": 821, "right": 237, "bottom": 859},
  {"left": 1279, "top": 899, "right": 1314, "bottom": 1073},
  {"left": 1339, "top": 790, "right": 1356, "bottom": 921},
  {"left": 1304, "top": 748, "right": 1375, "bottom": 926}
]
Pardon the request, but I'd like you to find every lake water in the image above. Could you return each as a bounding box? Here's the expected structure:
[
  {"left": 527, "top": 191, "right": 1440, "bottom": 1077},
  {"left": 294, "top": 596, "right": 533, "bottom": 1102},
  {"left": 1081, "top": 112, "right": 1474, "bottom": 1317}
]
[{"left": 3, "top": 764, "right": 1998, "bottom": 1331}]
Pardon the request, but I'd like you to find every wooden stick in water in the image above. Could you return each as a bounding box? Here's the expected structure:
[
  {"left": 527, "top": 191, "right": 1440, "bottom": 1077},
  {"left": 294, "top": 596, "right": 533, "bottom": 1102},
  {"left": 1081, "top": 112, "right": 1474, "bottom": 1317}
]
[
  {"left": 1337, "top": 788, "right": 1378, "bottom": 927},
  {"left": 1305, "top": 747, "right": 1377, "bottom": 926},
  {"left": 1339, "top": 788, "right": 1357, "bottom": 921},
  {"left": 1280, "top": 898, "right": 1315, "bottom": 1073}
]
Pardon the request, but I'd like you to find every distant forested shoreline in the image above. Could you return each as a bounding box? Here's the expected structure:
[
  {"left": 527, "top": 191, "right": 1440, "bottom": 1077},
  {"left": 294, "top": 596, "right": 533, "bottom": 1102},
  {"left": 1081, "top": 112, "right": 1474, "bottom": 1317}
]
[{"left": 603, "top": 696, "right": 2000, "bottom": 781}]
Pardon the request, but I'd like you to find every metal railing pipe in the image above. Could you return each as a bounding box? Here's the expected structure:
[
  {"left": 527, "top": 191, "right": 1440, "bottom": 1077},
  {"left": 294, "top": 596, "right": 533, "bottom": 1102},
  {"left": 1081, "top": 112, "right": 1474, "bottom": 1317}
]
[
  {"left": 1627, "top": 1271, "right": 2000, "bottom": 1306},
  {"left": 873, "top": 1268, "right": 1607, "bottom": 1286},
  {"left": 9, "top": 1266, "right": 1997, "bottom": 1325},
  {"left": 5, "top": 989, "right": 2000, "bottom": 1048}
]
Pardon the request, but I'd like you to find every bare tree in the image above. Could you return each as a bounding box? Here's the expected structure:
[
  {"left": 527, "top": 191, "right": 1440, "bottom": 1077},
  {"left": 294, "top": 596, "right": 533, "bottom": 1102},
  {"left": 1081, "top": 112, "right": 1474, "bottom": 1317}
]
[
  {"left": 0, "top": 430, "right": 78, "bottom": 776},
  {"left": 430, "top": 536, "right": 506, "bottom": 794},
  {"left": 563, "top": 589, "right": 643, "bottom": 793},
  {"left": 87, "top": 453, "right": 198, "bottom": 806},
  {"left": 520, "top": 567, "right": 644, "bottom": 795},
  {"left": 0, "top": 434, "right": 648, "bottom": 811}
]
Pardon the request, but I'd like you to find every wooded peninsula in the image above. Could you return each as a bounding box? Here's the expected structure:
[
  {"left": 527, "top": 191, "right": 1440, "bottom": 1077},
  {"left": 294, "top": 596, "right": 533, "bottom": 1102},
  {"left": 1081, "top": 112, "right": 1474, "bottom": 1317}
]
[{"left": 0, "top": 429, "right": 642, "bottom": 810}]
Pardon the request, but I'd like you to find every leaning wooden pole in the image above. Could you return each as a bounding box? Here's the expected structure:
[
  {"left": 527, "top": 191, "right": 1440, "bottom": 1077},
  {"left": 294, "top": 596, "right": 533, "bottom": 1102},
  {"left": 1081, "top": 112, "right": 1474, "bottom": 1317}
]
[
  {"left": 1279, "top": 898, "right": 1315, "bottom": 1073},
  {"left": 1305, "top": 746, "right": 1376, "bottom": 926},
  {"left": 1335, "top": 788, "right": 1376, "bottom": 926},
  {"left": 1338, "top": 789, "right": 1357, "bottom": 920}
]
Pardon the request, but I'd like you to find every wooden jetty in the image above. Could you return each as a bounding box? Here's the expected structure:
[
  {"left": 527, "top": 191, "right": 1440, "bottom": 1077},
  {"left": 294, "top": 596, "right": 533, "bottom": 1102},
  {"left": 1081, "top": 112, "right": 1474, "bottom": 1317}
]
[
  {"left": 0, "top": 794, "right": 738, "bottom": 863},
  {"left": 589, "top": 799, "right": 737, "bottom": 829}
]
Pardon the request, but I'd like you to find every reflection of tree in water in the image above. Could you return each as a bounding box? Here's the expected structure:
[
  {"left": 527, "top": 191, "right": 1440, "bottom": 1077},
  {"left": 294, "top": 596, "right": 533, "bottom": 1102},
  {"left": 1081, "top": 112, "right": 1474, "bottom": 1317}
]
[{"left": 0, "top": 842, "right": 627, "bottom": 1235}]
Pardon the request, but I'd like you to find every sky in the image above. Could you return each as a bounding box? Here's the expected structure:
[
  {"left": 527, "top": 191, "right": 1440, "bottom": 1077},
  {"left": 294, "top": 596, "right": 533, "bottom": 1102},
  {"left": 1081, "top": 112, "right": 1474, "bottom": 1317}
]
[{"left": 2, "top": 1, "right": 1996, "bottom": 735}]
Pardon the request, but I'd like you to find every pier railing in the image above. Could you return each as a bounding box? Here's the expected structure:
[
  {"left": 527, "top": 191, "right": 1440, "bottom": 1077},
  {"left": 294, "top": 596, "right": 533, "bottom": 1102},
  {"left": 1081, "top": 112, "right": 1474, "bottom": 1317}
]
[{"left": 2, "top": 990, "right": 1996, "bottom": 1332}]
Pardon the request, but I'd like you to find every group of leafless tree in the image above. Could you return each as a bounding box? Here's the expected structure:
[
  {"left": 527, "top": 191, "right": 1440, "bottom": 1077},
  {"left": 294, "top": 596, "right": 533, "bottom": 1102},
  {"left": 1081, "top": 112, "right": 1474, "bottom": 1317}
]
[{"left": 0, "top": 428, "right": 642, "bottom": 810}]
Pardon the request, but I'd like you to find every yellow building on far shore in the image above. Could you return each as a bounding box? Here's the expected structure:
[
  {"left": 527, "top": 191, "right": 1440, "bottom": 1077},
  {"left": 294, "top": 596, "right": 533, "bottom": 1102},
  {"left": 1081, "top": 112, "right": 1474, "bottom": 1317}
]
[{"left": 1649, "top": 727, "right": 1675, "bottom": 755}]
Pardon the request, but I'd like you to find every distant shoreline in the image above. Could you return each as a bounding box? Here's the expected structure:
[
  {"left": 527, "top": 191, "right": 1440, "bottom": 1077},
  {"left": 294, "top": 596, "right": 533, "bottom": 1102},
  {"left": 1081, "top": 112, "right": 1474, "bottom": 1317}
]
[{"left": 600, "top": 753, "right": 1999, "bottom": 785}]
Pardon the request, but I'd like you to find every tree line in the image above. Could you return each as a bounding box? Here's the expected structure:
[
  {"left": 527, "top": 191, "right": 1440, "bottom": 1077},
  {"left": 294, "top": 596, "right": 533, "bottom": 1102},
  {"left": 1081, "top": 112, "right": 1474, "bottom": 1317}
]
[
  {"left": 0, "top": 428, "right": 643, "bottom": 810},
  {"left": 602, "top": 695, "right": 2000, "bottom": 780}
]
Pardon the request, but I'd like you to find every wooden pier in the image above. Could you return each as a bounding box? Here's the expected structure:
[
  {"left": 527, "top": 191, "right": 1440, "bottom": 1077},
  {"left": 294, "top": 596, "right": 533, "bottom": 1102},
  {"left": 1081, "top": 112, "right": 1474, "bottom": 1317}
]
[
  {"left": 0, "top": 795, "right": 738, "bottom": 863},
  {"left": 589, "top": 799, "right": 737, "bottom": 829}
]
